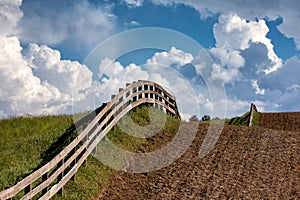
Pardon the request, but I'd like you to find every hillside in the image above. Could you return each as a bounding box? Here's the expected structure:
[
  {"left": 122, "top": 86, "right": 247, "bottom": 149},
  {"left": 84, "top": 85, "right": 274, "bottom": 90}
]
[
  {"left": 0, "top": 106, "right": 180, "bottom": 199},
  {"left": 0, "top": 115, "right": 75, "bottom": 191},
  {"left": 1, "top": 109, "right": 299, "bottom": 199},
  {"left": 98, "top": 123, "right": 300, "bottom": 199}
]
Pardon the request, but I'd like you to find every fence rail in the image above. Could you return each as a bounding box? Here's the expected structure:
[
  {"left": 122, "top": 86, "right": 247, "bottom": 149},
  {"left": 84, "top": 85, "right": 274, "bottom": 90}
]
[{"left": 0, "top": 80, "right": 180, "bottom": 200}]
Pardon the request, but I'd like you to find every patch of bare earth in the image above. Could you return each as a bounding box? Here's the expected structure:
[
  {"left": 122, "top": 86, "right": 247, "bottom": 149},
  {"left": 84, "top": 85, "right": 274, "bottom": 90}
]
[{"left": 95, "top": 123, "right": 300, "bottom": 199}]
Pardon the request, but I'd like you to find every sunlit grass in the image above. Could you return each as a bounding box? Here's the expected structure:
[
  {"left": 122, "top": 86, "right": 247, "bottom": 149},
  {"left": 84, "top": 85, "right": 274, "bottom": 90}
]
[{"left": 0, "top": 115, "right": 74, "bottom": 191}]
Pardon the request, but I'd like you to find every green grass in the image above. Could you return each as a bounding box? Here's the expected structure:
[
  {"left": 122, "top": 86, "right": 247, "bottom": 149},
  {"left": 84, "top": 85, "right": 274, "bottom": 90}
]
[
  {"left": 52, "top": 156, "right": 113, "bottom": 200},
  {"left": 0, "top": 105, "right": 180, "bottom": 200},
  {"left": 251, "top": 111, "right": 260, "bottom": 127},
  {"left": 227, "top": 112, "right": 250, "bottom": 126},
  {"left": 227, "top": 111, "right": 260, "bottom": 127},
  {"left": 0, "top": 115, "right": 75, "bottom": 191}
]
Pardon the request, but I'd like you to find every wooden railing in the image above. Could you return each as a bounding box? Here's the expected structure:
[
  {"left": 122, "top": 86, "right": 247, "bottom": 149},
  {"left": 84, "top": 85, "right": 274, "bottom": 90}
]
[{"left": 0, "top": 80, "right": 180, "bottom": 200}]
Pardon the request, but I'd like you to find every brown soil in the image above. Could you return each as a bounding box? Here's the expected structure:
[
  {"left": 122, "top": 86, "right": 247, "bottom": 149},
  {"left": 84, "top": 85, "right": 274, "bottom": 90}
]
[
  {"left": 259, "top": 111, "right": 300, "bottom": 131},
  {"left": 95, "top": 123, "right": 300, "bottom": 199}
]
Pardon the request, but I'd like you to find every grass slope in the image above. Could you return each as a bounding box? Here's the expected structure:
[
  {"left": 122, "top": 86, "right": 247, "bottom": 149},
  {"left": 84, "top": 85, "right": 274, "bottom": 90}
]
[
  {"left": 0, "top": 115, "right": 74, "bottom": 191},
  {"left": 227, "top": 112, "right": 250, "bottom": 126},
  {"left": 227, "top": 112, "right": 260, "bottom": 127},
  {"left": 0, "top": 105, "right": 179, "bottom": 200}
]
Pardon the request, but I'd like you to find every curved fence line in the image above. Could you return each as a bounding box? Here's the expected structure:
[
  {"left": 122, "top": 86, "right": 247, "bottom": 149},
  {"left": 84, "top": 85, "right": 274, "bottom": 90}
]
[{"left": 0, "top": 80, "right": 180, "bottom": 200}]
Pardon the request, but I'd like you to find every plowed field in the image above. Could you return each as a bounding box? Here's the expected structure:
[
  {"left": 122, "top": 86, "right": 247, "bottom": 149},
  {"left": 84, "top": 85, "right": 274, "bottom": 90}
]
[
  {"left": 95, "top": 123, "right": 300, "bottom": 199},
  {"left": 259, "top": 111, "right": 300, "bottom": 131}
]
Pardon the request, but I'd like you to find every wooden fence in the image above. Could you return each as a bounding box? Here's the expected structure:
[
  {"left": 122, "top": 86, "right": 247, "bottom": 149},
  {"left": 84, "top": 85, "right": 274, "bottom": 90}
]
[{"left": 0, "top": 80, "right": 180, "bottom": 200}]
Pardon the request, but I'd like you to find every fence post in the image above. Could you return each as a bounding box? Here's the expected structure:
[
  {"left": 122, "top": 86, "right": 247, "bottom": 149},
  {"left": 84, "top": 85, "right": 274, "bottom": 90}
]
[
  {"left": 58, "top": 158, "right": 65, "bottom": 196},
  {"left": 25, "top": 184, "right": 32, "bottom": 200},
  {"left": 42, "top": 172, "right": 49, "bottom": 195},
  {"left": 71, "top": 148, "right": 77, "bottom": 181}
]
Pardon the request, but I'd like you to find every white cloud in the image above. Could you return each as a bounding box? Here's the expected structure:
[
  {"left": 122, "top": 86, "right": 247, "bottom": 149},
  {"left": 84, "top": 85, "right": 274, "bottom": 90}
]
[
  {"left": 96, "top": 48, "right": 200, "bottom": 121},
  {"left": 256, "top": 56, "right": 300, "bottom": 111},
  {"left": 0, "top": 0, "right": 23, "bottom": 37},
  {"left": 259, "top": 56, "right": 300, "bottom": 91},
  {"left": 97, "top": 57, "right": 149, "bottom": 99},
  {"left": 125, "top": 20, "right": 141, "bottom": 27},
  {"left": 0, "top": 0, "right": 145, "bottom": 118},
  {"left": 146, "top": 46, "right": 193, "bottom": 68},
  {"left": 19, "top": 0, "right": 117, "bottom": 49},
  {"left": 251, "top": 80, "right": 265, "bottom": 95},
  {"left": 0, "top": 36, "right": 63, "bottom": 116},
  {"left": 151, "top": 0, "right": 300, "bottom": 49},
  {"left": 0, "top": 35, "right": 94, "bottom": 117},
  {"left": 130, "top": 20, "right": 141, "bottom": 26},
  {"left": 198, "top": 13, "right": 283, "bottom": 84},
  {"left": 212, "top": 13, "right": 282, "bottom": 76},
  {"left": 23, "top": 43, "right": 93, "bottom": 101},
  {"left": 210, "top": 48, "right": 245, "bottom": 68},
  {"left": 123, "top": 0, "right": 144, "bottom": 7},
  {"left": 0, "top": 1, "right": 101, "bottom": 117},
  {"left": 210, "top": 63, "right": 240, "bottom": 83}
]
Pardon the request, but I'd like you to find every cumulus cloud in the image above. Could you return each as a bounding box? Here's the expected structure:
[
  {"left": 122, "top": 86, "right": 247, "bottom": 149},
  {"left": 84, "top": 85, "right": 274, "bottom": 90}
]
[
  {"left": 256, "top": 56, "right": 300, "bottom": 111},
  {"left": 98, "top": 58, "right": 149, "bottom": 93},
  {"left": 23, "top": 43, "right": 93, "bottom": 101},
  {"left": 259, "top": 56, "right": 300, "bottom": 91},
  {"left": 0, "top": 0, "right": 103, "bottom": 118},
  {"left": 151, "top": 0, "right": 300, "bottom": 49},
  {"left": 210, "top": 48, "right": 245, "bottom": 69},
  {"left": 1, "top": 0, "right": 298, "bottom": 119},
  {"left": 146, "top": 46, "right": 193, "bottom": 68},
  {"left": 210, "top": 63, "right": 240, "bottom": 83},
  {"left": 96, "top": 48, "right": 201, "bottom": 120},
  {"left": 0, "top": 31, "right": 93, "bottom": 117},
  {"left": 211, "top": 13, "right": 282, "bottom": 80},
  {"left": 0, "top": 0, "right": 23, "bottom": 36},
  {"left": 19, "top": 0, "right": 117, "bottom": 50},
  {"left": 0, "top": 36, "right": 63, "bottom": 117},
  {"left": 0, "top": 38, "right": 94, "bottom": 117}
]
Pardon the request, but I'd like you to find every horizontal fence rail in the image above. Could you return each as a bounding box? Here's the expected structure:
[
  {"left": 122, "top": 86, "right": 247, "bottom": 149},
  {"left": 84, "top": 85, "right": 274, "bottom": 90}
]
[{"left": 0, "top": 80, "right": 181, "bottom": 200}]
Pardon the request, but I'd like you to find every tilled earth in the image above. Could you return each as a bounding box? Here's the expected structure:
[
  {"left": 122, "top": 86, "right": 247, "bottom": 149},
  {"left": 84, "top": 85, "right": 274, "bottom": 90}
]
[
  {"left": 259, "top": 112, "right": 300, "bottom": 131},
  {"left": 96, "top": 123, "right": 300, "bottom": 199}
]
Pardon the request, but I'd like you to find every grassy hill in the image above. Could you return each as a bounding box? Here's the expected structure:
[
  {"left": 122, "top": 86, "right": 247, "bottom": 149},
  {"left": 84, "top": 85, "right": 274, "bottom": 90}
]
[{"left": 0, "top": 105, "right": 179, "bottom": 199}]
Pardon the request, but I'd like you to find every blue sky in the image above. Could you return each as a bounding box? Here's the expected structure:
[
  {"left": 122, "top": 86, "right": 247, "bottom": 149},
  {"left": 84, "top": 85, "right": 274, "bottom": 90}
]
[{"left": 0, "top": 0, "right": 299, "bottom": 119}]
